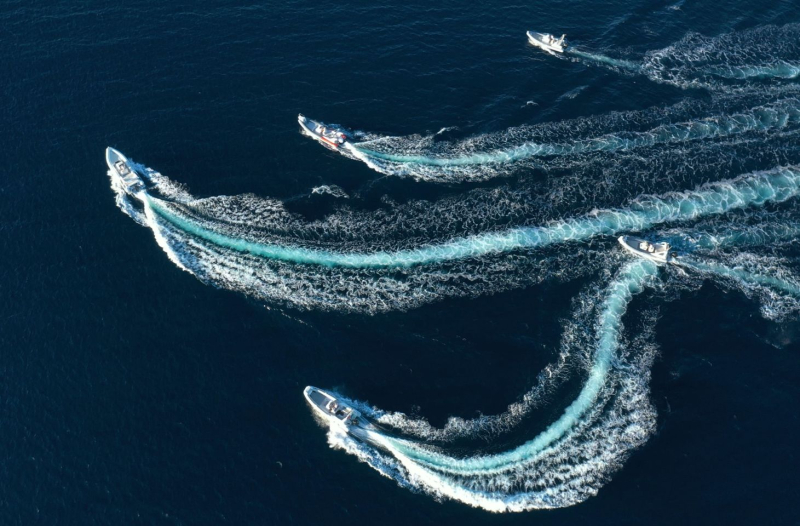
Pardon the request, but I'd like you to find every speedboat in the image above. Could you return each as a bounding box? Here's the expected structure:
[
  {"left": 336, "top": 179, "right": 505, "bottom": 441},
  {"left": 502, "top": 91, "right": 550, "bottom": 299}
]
[
  {"left": 618, "top": 235, "right": 679, "bottom": 265},
  {"left": 304, "top": 386, "right": 370, "bottom": 433},
  {"left": 106, "top": 147, "right": 145, "bottom": 195},
  {"left": 298, "top": 114, "right": 349, "bottom": 150},
  {"left": 527, "top": 31, "right": 568, "bottom": 53}
]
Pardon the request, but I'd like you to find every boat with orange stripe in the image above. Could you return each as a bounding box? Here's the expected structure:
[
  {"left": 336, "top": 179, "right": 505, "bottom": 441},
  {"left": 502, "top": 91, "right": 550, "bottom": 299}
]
[{"left": 298, "top": 114, "right": 350, "bottom": 150}]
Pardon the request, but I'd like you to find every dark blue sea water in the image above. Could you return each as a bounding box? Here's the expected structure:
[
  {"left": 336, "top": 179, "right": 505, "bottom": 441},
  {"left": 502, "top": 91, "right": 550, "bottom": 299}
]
[{"left": 4, "top": 0, "right": 800, "bottom": 523}]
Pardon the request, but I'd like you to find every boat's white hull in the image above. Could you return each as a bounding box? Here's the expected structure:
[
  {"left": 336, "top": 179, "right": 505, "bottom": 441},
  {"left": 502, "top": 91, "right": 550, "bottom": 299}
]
[
  {"left": 303, "top": 386, "right": 374, "bottom": 434},
  {"left": 618, "top": 235, "right": 678, "bottom": 265},
  {"left": 106, "top": 147, "right": 145, "bottom": 196},
  {"left": 527, "top": 31, "right": 566, "bottom": 54}
]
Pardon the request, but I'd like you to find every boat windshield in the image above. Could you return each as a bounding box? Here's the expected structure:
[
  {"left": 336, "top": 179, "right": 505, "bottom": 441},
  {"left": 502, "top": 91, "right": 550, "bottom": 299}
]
[
  {"left": 323, "top": 397, "right": 356, "bottom": 422},
  {"left": 115, "top": 160, "right": 131, "bottom": 175}
]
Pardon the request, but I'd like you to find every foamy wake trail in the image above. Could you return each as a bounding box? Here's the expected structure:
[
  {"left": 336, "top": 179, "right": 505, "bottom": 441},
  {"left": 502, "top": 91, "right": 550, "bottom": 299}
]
[
  {"left": 681, "top": 254, "right": 800, "bottom": 319},
  {"left": 566, "top": 25, "right": 800, "bottom": 91},
  {"left": 567, "top": 49, "right": 642, "bottom": 73},
  {"left": 110, "top": 164, "right": 800, "bottom": 312},
  {"left": 143, "top": 166, "right": 800, "bottom": 268},
  {"left": 655, "top": 214, "right": 800, "bottom": 318},
  {"left": 319, "top": 95, "right": 800, "bottom": 181},
  {"left": 318, "top": 260, "right": 660, "bottom": 511},
  {"left": 643, "top": 24, "right": 800, "bottom": 90},
  {"left": 662, "top": 218, "right": 800, "bottom": 253}
]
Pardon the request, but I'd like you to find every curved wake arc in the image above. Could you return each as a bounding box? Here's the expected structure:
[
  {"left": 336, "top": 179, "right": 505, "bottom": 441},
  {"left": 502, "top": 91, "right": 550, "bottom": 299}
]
[
  {"left": 314, "top": 244, "right": 800, "bottom": 511},
  {"left": 318, "top": 259, "right": 660, "bottom": 511},
  {"left": 382, "top": 260, "right": 657, "bottom": 474}
]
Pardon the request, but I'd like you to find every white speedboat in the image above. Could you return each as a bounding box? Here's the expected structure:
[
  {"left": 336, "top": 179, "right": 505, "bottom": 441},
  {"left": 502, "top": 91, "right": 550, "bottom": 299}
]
[
  {"left": 618, "top": 235, "right": 679, "bottom": 265},
  {"left": 106, "top": 147, "right": 145, "bottom": 195},
  {"left": 304, "top": 386, "right": 371, "bottom": 433},
  {"left": 298, "top": 114, "right": 349, "bottom": 150},
  {"left": 527, "top": 31, "right": 568, "bottom": 53}
]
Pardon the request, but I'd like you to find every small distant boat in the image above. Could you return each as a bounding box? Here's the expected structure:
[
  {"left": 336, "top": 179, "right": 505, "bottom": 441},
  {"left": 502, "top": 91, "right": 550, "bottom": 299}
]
[
  {"left": 618, "top": 235, "right": 679, "bottom": 265},
  {"left": 106, "top": 147, "right": 145, "bottom": 195},
  {"left": 298, "top": 114, "right": 350, "bottom": 150},
  {"left": 527, "top": 31, "right": 568, "bottom": 53},
  {"left": 304, "top": 386, "right": 372, "bottom": 433}
]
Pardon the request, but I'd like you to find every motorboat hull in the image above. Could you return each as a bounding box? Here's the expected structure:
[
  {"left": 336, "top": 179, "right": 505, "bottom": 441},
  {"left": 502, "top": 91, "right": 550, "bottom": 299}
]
[
  {"left": 618, "top": 235, "right": 678, "bottom": 265},
  {"left": 298, "top": 114, "right": 349, "bottom": 150},
  {"left": 527, "top": 31, "right": 567, "bottom": 53},
  {"left": 106, "top": 147, "right": 145, "bottom": 195},
  {"left": 303, "top": 386, "right": 374, "bottom": 433}
]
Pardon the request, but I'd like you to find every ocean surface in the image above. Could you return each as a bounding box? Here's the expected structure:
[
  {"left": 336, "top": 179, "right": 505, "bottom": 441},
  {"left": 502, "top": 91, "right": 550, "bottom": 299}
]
[{"left": 3, "top": 0, "right": 800, "bottom": 523}]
